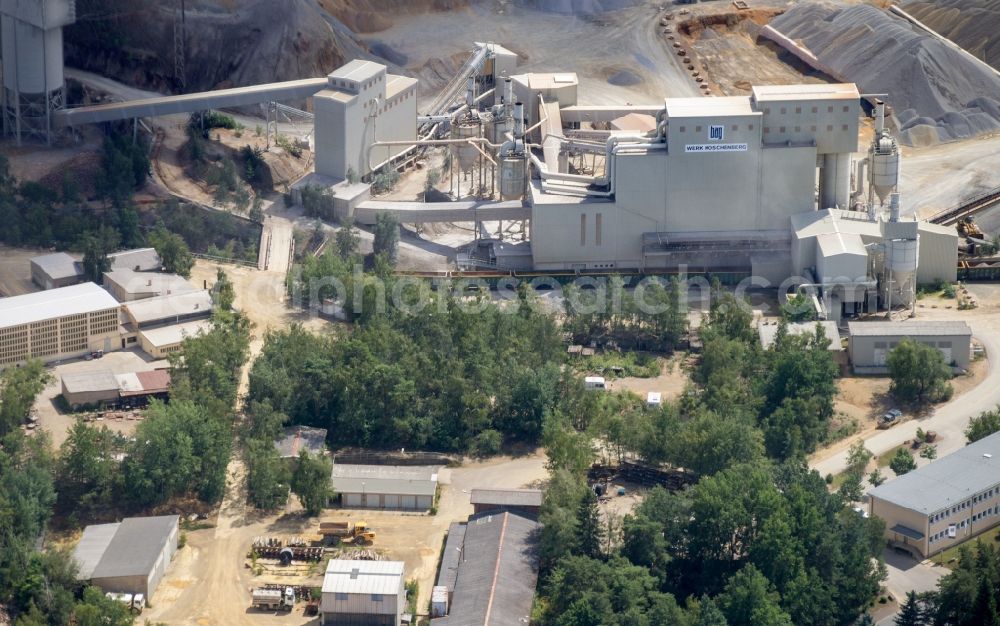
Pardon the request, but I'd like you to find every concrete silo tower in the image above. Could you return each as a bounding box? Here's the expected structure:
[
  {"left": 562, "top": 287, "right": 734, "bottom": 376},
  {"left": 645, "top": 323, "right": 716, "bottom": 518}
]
[{"left": 1, "top": 0, "right": 76, "bottom": 144}]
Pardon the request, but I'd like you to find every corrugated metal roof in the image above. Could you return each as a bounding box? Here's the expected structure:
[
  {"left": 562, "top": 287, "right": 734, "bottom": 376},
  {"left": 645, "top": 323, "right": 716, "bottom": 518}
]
[
  {"left": 330, "top": 464, "right": 439, "bottom": 497},
  {"left": 848, "top": 320, "right": 972, "bottom": 337},
  {"left": 469, "top": 489, "right": 543, "bottom": 508},
  {"left": 436, "top": 522, "right": 467, "bottom": 591},
  {"left": 138, "top": 320, "right": 211, "bottom": 348},
  {"left": 124, "top": 291, "right": 213, "bottom": 325},
  {"left": 0, "top": 283, "right": 120, "bottom": 330},
  {"left": 89, "top": 516, "right": 178, "bottom": 580},
  {"left": 73, "top": 523, "right": 120, "bottom": 579},
  {"left": 62, "top": 370, "right": 120, "bottom": 394},
  {"left": 114, "top": 373, "right": 143, "bottom": 394},
  {"left": 107, "top": 248, "right": 161, "bottom": 272},
  {"left": 31, "top": 252, "right": 83, "bottom": 280},
  {"left": 275, "top": 426, "right": 328, "bottom": 458},
  {"left": 135, "top": 370, "right": 171, "bottom": 394},
  {"left": 435, "top": 512, "right": 540, "bottom": 626},
  {"left": 869, "top": 431, "right": 1000, "bottom": 515},
  {"left": 752, "top": 83, "right": 859, "bottom": 101},
  {"left": 322, "top": 559, "right": 404, "bottom": 595}
]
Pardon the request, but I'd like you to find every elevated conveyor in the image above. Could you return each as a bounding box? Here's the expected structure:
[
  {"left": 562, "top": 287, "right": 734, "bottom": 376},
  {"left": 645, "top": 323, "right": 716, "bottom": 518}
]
[{"left": 353, "top": 200, "right": 529, "bottom": 226}]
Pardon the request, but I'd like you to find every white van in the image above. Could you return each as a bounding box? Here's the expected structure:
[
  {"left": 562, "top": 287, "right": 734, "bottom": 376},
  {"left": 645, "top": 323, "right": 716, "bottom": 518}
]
[
  {"left": 646, "top": 392, "right": 662, "bottom": 407},
  {"left": 584, "top": 376, "right": 607, "bottom": 390}
]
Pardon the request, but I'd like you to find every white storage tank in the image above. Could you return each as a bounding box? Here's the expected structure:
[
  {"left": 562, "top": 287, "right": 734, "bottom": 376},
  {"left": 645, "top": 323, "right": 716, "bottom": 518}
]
[
  {"left": 452, "top": 114, "right": 482, "bottom": 171},
  {"left": 584, "top": 376, "right": 606, "bottom": 390}
]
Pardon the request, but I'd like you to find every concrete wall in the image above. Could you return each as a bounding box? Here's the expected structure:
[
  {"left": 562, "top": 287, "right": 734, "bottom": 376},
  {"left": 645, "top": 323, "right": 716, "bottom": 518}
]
[
  {"left": 757, "top": 98, "right": 858, "bottom": 155},
  {"left": 917, "top": 226, "right": 959, "bottom": 285},
  {"left": 870, "top": 497, "right": 929, "bottom": 557},
  {"left": 848, "top": 332, "right": 971, "bottom": 372}
]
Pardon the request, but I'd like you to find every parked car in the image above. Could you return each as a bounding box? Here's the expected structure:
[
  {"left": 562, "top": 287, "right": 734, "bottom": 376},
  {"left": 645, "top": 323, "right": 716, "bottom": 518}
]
[{"left": 877, "top": 409, "right": 902, "bottom": 429}]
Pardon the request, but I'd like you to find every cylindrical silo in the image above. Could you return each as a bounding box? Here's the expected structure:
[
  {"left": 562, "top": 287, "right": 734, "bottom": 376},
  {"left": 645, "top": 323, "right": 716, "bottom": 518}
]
[
  {"left": 820, "top": 153, "right": 851, "bottom": 209},
  {"left": 452, "top": 113, "right": 482, "bottom": 171},
  {"left": 499, "top": 155, "right": 526, "bottom": 200},
  {"left": 869, "top": 136, "right": 900, "bottom": 206}
]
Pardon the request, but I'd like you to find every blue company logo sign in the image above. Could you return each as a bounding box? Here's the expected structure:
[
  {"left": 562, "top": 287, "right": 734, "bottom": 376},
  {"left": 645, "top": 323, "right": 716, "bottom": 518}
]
[{"left": 709, "top": 125, "right": 725, "bottom": 141}]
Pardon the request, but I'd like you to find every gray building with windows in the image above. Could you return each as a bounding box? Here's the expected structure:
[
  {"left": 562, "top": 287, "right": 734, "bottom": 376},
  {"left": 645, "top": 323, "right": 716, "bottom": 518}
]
[
  {"left": 847, "top": 320, "right": 972, "bottom": 374},
  {"left": 869, "top": 431, "right": 1000, "bottom": 558},
  {"left": 330, "top": 464, "right": 438, "bottom": 511}
]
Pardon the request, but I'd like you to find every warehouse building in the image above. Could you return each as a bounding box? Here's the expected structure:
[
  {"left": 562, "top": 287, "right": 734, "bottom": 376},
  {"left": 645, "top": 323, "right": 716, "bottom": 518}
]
[
  {"left": 103, "top": 268, "right": 196, "bottom": 302},
  {"left": 330, "top": 464, "right": 438, "bottom": 511},
  {"left": 0, "top": 283, "right": 121, "bottom": 368},
  {"left": 73, "top": 515, "right": 179, "bottom": 597},
  {"left": 62, "top": 369, "right": 172, "bottom": 410},
  {"left": 470, "top": 489, "right": 543, "bottom": 516},
  {"left": 320, "top": 559, "right": 406, "bottom": 626},
  {"left": 106, "top": 248, "right": 161, "bottom": 273},
  {"left": 433, "top": 511, "right": 540, "bottom": 626},
  {"left": 116, "top": 370, "right": 172, "bottom": 408},
  {"left": 137, "top": 320, "right": 211, "bottom": 359},
  {"left": 847, "top": 320, "right": 972, "bottom": 374},
  {"left": 30, "top": 252, "right": 84, "bottom": 289},
  {"left": 869, "top": 431, "right": 1000, "bottom": 558},
  {"left": 122, "top": 291, "right": 213, "bottom": 330}
]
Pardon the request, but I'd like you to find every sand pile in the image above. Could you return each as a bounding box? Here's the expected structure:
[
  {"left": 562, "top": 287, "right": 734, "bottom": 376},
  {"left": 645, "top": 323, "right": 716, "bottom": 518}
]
[
  {"left": 770, "top": 3, "right": 1000, "bottom": 145},
  {"left": 904, "top": 0, "right": 1000, "bottom": 71},
  {"left": 522, "top": 0, "right": 638, "bottom": 14}
]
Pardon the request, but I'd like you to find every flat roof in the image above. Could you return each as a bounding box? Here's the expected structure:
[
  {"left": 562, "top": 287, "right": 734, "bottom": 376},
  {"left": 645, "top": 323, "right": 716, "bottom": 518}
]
[
  {"left": 751, "top": 83, "right": 860, "bottom": 102},
  {"left": 758, "top": 321, "right": 841, "bottom": 350},
  {"left": 435, "top": 512, "right": 540, "bottom": 626},
  {"left": 0, "top": 283, "right": 120, "bottom": 330},
  {"left": 103, "top": 269, "right": 195, "bottom": 298},
  {"left": 31, "top": 252, "right": 83, "bottom": 280},
  {"left": 115, "top": 372, "right": 143, "bottom": 394},
  {"left": 869, "top": 431, "right": 1000, "bottom": 516},
  {"left": 73, "top": 523, "right": 120, "bottom": 580},
  {"left": 330, "top": 60, "right": 385, "bottom": 83},
  {"left": 386, "top": 75, "right": 418, "bottom": 100},
  {"left": 470, "top": 489, "right": 543, "bottom": 508},
  {"left": 666, "top": 95, "right": 755, "bottom": 118},
  {"left": 275, "top": 426, "right": 328, "bottom": 458},
  {"left": 138, "top": 320, "right": 211, "bottom": 348},
  {"left": 133, "top": 370, "right": 171, "bottom": 395},
  {"left": 847, "top": 320, "right": 972, "bottom": 337},
  {"left": 62, "top": 370, "right": 120, "bottom": 394},
  {"left": 817, "top": 231, "right": 867, "bottom": 257},
  {"left": 124, "top": 291, "right": 213, "bottom": 325},
  {"left": 107, "top": 248, "right": 161, "bottom": 272},
  {"left": 330, "top": 464, "right": 438, "bottom": 497},
  {"left": 322, "top": 559, "right": 404, "bottom": 595},
  {"left": 90, "top": 515, "right": 178, "bottom": 580},
  {"left": 792, "top": 209, "right": 883, "bottom": 240}
]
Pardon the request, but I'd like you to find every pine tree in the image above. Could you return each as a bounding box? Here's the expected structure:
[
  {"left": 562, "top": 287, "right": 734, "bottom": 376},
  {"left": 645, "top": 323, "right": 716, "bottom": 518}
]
[
  {"left": 895, "top": 590, "right": 925, "bottom": 626},
  {"left": 576, "top": 488, "right": 605, "bottom": 559}
]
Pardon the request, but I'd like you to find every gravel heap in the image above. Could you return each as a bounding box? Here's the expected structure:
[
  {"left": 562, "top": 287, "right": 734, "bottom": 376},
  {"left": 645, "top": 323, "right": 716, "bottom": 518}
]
[
  {"left": 904, "top": 0, "right": 1000, "bottom": 71},
  {"left": 770, "top": 2, "right": 1000, "bottom": 145}
]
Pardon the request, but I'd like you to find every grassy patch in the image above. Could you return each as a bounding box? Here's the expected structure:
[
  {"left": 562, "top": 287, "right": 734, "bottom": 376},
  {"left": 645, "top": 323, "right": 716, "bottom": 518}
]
[
  {"left": 575, "top": 351, "right": 661, "bottom": 378},
  {"left": 876, "top": 444, "right": 910, "bottom": 468},
  {"left": 930, "top": 526, "right": 1000, "bottom": 568},
  {"left": 824, "top": 414, "right": 860, "bottom": 446}
]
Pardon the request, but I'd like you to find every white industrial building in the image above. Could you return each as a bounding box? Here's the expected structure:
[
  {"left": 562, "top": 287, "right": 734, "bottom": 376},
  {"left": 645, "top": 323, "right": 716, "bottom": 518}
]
[
  {"left": 847, "top": 320, "right": 972, "bottom": 374},
  {"left": 330, "top": 464, "right": 438, "bottom": 511},
  {"left": 72, "top": 515, "right": 179, "bottom": 598},
  {"left": 30, "top": 252, "right": 83, "bottom": 289},
  {"left": 320, "top": 559, "right": 405, "bottom": 626},
  {"left": 0, "top": 282, "right": 121, "bottom": 368},
  {"left": 122, "top": 290, "right": 213, "bottom": 330},
  {"left": 102, "top": 268, "right": 196, "bottom": 302},
  {"left": 137, "top": 319, "right": 211, "bottom": 358}
]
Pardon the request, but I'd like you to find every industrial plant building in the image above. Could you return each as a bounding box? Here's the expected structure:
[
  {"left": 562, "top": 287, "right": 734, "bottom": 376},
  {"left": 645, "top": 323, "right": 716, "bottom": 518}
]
[
  {"left": 847, "top": 320, "right": 972, "bottom": 374},
  {"left": 73, "top": 515, "right": 179, "bottom": 598},
  {"left": 869, "top": 431, "right": 1000, "bottom": 558},
  {"left": 320, "top": 559, "right": 406, "bottom": 626},
  {"left": 433, "top": 511, "right": 540, "bottom": 626},
  {"left": 30, "top": 252, "right": 83, "bottom": 289},
  {"left": 61, "top": 369, "right": 171, "bottom": 409},
  {"left": 0, "top": 283, "right": 121, "bottom": 368},
  {"left": 122, "top": 290, "right": 213, "bottom": 330},
  {"left": 102, "top": 269, "right": 196, "bottom": 302},
  {"left": 329, "top": 464, "right": 438, "bottom": 511},
  {"left": 136, "top": 319, "right": 210, "bottom": 359}
]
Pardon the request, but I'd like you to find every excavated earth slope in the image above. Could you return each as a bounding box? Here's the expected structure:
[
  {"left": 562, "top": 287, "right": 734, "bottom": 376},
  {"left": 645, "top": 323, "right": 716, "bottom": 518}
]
[{"left": 770, "top": 2, "right": 1000, "bottom": 146}]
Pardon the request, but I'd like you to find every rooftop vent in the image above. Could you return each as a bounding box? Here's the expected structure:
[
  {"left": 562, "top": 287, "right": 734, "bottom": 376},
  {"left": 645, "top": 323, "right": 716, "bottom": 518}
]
[{"left": 351, "top": 568, "right": 360, "bottom": 579}]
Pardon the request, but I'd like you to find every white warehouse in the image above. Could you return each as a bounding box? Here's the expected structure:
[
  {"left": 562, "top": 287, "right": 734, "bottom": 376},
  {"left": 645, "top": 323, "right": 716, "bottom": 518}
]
[{"left": 321, "top": 559, "right": 406, "bottom": 626}]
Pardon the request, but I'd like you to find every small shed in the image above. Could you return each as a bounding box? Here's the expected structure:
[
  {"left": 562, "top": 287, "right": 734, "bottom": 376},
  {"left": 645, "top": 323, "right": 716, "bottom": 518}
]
[
  {"left": 470, "top": 489, "right": 543, "bottom": 516},
  {"left": 73, "top": 515, "right": 179, "bottom": 598},
  {"left": 61, "top": 370, "right": 120, "bottom": 409},
  {"left": 330, "top": 464, "right": 438, "bottom": 511},
  {"left": 320, "top": 559, "right": 405, "bottom": 626},
  {"left": 758, "top": 320, "right": 842, "bottom": 350}
]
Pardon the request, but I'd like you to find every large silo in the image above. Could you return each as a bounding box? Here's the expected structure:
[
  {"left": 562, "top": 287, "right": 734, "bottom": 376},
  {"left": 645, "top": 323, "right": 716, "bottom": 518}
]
[{"left": 1, "top": 0, "right": 76, "bottom": 144}]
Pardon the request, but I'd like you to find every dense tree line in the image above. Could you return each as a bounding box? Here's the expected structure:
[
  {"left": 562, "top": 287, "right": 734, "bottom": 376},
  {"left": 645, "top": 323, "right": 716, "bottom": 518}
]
[{"left": 894, "top": 542, "right": 1000, "bottom": 626}]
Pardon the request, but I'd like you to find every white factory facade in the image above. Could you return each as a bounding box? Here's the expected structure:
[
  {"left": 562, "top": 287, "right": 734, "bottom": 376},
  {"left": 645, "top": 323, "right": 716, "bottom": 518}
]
[{"left": 301, "top": 43, "right": 957, "bottom": 322}]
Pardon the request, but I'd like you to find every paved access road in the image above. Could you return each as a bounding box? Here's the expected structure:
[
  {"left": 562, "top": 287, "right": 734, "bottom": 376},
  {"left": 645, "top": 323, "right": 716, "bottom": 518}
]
[{"left": 812, "top": 298, "right": 1000, "bottom": 478}]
